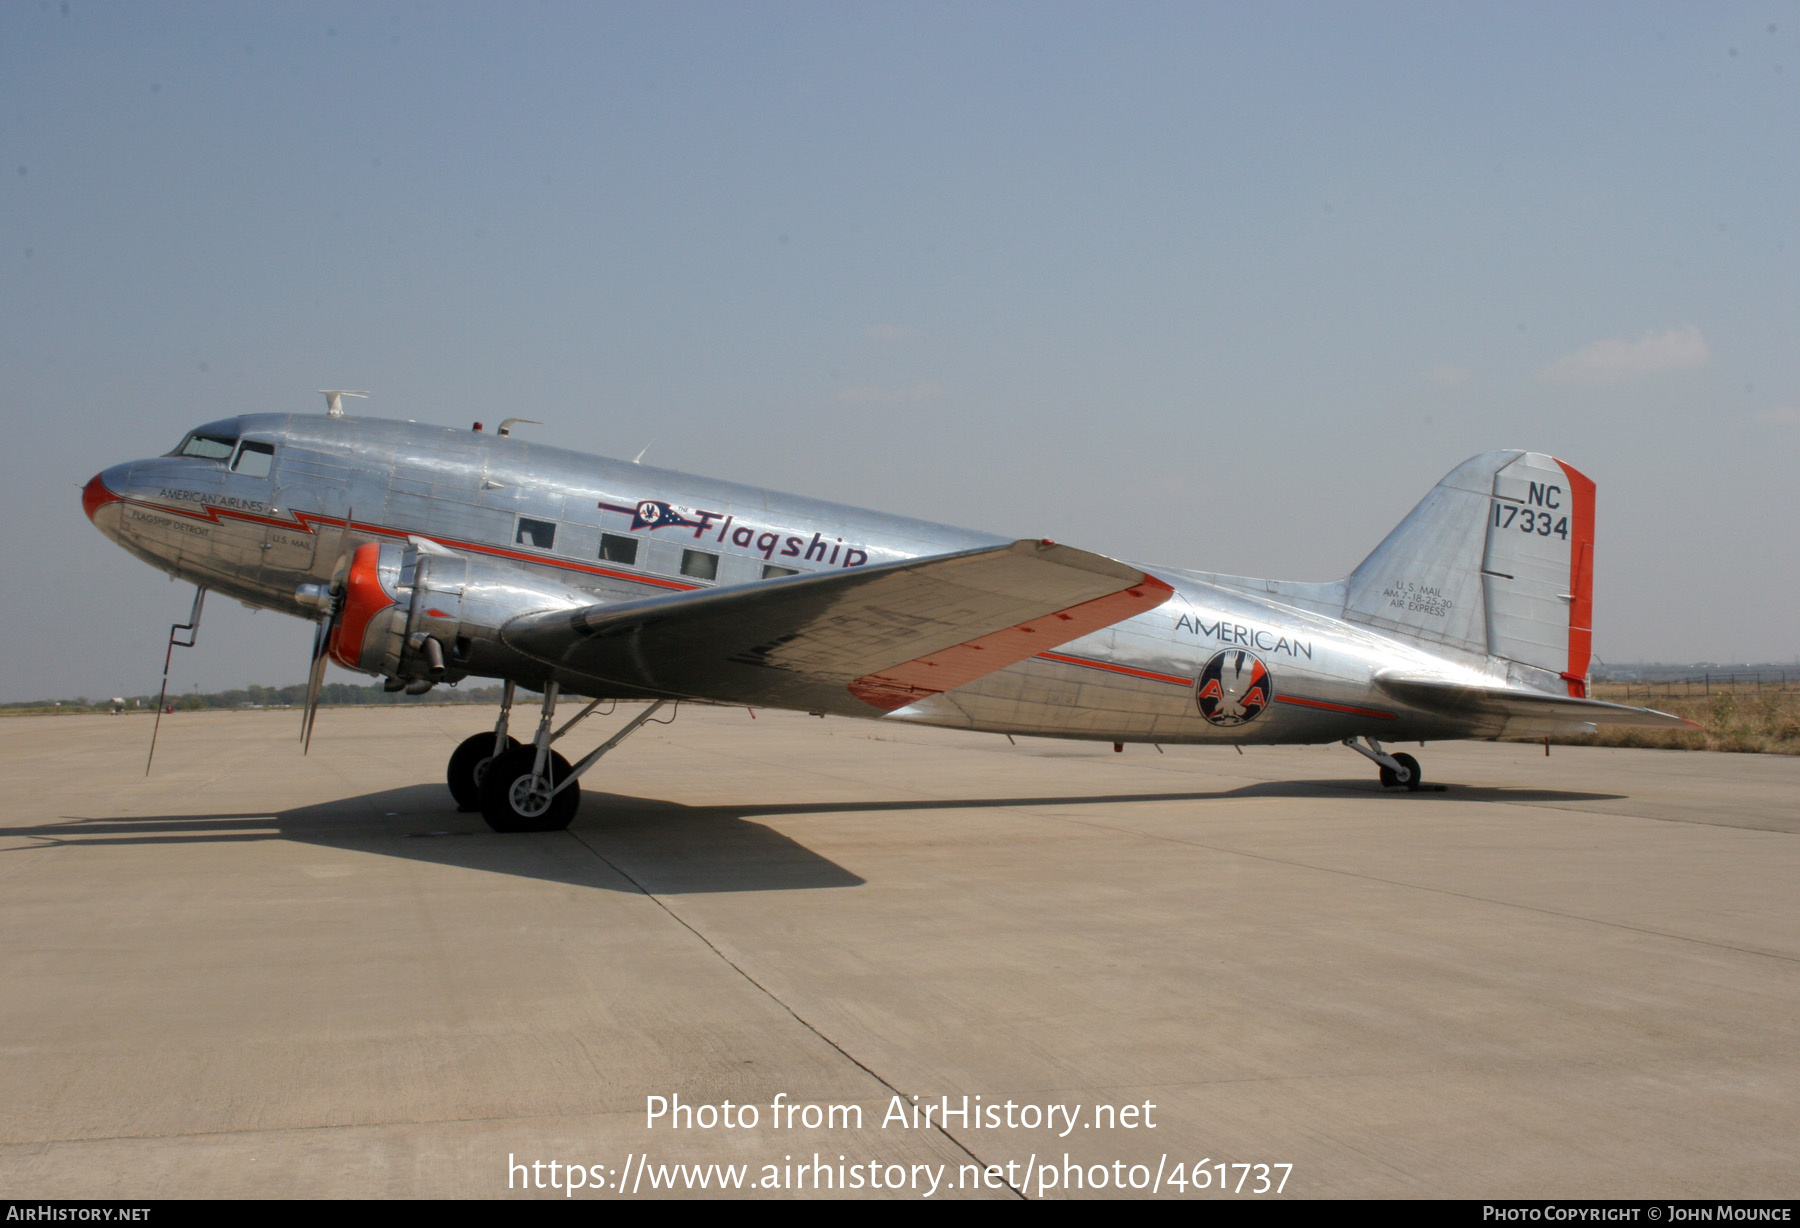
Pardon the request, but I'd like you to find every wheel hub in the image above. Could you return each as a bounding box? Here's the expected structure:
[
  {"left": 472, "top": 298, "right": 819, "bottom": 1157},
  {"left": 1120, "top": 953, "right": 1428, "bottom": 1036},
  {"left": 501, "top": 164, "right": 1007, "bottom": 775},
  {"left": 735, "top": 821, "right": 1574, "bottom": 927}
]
[{"left": 507, "top": 773, "right": 553, "bottom": 817}]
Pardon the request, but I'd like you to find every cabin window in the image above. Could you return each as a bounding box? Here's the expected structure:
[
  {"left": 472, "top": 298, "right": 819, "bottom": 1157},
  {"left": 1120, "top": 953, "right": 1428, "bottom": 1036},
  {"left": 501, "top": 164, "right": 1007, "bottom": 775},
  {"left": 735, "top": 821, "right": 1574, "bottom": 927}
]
[
  {"left": 232, "top": 441, "right": 275, "bottom": 478},
  {"left": 763, "top": 564, "right": 798, "bottom": 579},
  {"left": 599, "top": 533, "right": 638, "bottom": 566},
  {"left": 176, "top": 433, "right": 237, "bottom": 461},
  {"left": 680, "top": 549, "right": 718, "bottom": 581},
  {"left": 516, "top": 518, "right": 557, "bottom": 550}
]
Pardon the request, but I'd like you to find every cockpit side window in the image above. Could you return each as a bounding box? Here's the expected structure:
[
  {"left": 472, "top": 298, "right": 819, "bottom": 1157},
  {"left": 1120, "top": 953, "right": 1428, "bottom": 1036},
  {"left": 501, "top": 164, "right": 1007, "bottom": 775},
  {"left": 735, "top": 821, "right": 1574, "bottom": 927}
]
[
  {"left": 174, "top": 433, "right": 237, "bottom": 461},
  {"left": 232, "top": 440, "right": 275, "bottom": 478}
]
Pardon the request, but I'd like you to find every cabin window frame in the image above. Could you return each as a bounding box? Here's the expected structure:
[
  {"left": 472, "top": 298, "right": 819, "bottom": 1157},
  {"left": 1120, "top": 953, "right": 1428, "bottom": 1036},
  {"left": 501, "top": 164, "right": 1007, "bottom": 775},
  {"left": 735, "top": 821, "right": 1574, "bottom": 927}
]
[
  {"left": 515, "top": 517, "right": 557, "bottom": 551},
  {"left": 599, "top": 533, "right": 639, "bottom": 566},
  {"left": 680, "top": 548, "right": 719, "bottom": 581}
]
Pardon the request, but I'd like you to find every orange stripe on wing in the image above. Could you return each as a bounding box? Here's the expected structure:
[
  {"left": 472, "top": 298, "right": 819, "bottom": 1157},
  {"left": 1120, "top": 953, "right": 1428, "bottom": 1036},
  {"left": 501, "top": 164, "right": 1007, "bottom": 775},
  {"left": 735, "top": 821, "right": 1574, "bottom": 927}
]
[{"left": 849, "top": 575, "right": 1176, "bottom": 710}]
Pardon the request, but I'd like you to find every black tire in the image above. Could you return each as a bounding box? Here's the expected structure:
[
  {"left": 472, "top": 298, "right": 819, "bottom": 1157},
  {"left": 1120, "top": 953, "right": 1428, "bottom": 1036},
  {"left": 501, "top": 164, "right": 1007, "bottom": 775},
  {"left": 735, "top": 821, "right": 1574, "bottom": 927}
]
[
  {"left": 478, "top": 745, "right": 579, "bottom": 832},
  {"left": 1392, "top": 752, "right": 1422, "bottom": 792},
  {"left": 448, "top": 733, "right": 520, "bottom": 812},
  {"left": 1379, "top": 763, "right": 1399, "bottom": 789}
]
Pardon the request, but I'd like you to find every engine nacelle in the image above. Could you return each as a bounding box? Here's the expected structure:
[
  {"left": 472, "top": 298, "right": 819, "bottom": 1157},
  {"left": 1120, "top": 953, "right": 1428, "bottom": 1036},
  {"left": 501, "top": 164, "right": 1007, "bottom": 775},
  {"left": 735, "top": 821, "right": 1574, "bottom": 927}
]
[
  {"left": 322, "top": 540, "right": 594, "bottom": 690},
  {"left": 325, "top": 543, "right": 409, "bottom": 676}
]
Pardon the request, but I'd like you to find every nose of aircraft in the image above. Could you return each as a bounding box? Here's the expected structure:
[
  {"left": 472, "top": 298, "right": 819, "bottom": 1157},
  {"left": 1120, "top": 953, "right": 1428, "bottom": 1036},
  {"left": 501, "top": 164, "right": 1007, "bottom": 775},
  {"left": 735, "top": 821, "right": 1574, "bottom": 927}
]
[{"left": 82, "top": 468, "right": 124, "bottom": 524}]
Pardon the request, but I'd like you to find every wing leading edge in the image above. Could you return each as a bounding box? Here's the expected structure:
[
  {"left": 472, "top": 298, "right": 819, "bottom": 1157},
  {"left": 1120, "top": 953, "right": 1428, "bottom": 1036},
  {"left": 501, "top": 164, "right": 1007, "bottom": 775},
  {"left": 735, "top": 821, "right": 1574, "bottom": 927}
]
[{"left": 502, "top": 540, "right": 1175, "bottom": 715}]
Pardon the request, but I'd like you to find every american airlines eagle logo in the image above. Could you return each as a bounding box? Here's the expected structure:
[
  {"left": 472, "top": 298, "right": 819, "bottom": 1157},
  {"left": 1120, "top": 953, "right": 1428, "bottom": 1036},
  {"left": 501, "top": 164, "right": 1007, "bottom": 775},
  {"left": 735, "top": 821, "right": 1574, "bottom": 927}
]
[
  {"left": 626, "top": 499, "right": 707, "bottom": 532},
  {"left": 1195, "top": 649, "right": 1273, "bottom": 726}
]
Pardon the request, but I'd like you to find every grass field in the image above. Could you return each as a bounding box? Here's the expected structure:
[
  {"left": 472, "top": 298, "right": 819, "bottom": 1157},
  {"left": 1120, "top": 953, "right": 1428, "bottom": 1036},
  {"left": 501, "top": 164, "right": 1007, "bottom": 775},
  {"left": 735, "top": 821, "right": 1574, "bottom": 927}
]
[{"left": 1559, "top": 682, "right": 1800, "bottom": 756}]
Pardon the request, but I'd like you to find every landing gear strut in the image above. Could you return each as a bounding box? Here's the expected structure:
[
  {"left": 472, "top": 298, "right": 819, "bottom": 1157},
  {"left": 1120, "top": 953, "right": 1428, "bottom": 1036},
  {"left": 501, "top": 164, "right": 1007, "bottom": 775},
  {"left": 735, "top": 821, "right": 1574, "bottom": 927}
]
[
  {"left": 464, "top": 681, "right": 673, "bottom": 833},
  {"left": 446, "top": 680, "right": 520, "bottom": 811},
  {"left": 1344, "top": 736, "right": 1423, "bottom": 791}
]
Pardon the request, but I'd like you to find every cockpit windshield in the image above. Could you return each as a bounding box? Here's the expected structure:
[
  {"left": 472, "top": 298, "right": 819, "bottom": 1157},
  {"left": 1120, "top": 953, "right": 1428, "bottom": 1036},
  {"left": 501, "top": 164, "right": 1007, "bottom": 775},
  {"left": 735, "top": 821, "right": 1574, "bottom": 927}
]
[{"left": 172, "top": 432, "right": 237, "bottom": 461}]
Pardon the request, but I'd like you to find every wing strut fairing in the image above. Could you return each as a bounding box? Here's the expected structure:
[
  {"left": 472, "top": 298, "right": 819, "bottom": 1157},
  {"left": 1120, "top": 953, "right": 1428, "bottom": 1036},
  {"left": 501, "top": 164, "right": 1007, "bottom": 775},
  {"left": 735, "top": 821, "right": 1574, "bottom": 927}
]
[{"left": 502, "top": 540, "right": 1174, "bottom": 716}]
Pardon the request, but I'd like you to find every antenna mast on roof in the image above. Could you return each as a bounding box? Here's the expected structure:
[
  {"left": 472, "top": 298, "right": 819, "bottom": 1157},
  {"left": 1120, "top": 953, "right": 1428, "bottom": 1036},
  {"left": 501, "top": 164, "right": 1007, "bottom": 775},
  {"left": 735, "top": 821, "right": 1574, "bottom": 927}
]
[{"left": 319, "top": 390, "right": 369, "bottom": 417}]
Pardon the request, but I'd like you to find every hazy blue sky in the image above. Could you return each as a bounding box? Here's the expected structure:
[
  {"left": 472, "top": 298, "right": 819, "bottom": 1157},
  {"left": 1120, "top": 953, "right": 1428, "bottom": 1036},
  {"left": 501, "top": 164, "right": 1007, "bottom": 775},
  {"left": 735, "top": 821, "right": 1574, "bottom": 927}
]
[{"left": 4, "top": 2, "right": 1795, "bottom": 700}]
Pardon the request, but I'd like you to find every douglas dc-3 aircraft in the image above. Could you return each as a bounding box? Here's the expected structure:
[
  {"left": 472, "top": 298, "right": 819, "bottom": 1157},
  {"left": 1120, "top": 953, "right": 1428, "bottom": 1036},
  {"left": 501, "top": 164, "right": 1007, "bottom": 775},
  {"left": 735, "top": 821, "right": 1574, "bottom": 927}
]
[{"left": 82, "top": 398, "right": 1689, "bottom": 831}]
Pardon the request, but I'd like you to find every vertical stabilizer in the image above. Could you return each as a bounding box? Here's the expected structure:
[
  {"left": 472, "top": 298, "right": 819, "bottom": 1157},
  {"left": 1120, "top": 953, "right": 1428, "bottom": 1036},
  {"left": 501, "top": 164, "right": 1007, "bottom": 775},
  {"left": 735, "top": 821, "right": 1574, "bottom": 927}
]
[
  {"left": 1344, "top": 451, "right": 1519, "bottom": 657},
  {"left": 1344, "top": 451, "right": 1595, "bottom": 693}
]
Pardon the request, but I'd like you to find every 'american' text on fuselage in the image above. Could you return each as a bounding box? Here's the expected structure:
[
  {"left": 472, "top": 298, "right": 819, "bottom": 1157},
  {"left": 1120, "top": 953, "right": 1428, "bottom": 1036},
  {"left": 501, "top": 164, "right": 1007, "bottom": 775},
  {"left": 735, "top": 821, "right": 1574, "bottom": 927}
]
[{"left": 1173, "top": 614, "right": 1313, "bottom": 660}]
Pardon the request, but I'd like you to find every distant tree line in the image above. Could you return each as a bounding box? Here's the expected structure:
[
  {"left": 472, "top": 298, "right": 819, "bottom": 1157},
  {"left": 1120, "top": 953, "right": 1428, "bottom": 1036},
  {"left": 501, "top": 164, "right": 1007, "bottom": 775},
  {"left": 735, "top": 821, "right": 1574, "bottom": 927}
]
[{"left": 2, "top": 681, "right": 512, "bottom": 714}]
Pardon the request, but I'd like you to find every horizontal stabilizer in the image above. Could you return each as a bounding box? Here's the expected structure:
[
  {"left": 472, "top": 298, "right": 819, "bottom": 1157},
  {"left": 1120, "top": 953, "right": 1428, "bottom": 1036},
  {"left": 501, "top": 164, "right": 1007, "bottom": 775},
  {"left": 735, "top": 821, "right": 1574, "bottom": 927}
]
[
  {"left": 1373, "top": 673, "right": 1697, "bottom": 729},
  {"left": 503, "top": 540, "right": 1174, "bottom": 715}
]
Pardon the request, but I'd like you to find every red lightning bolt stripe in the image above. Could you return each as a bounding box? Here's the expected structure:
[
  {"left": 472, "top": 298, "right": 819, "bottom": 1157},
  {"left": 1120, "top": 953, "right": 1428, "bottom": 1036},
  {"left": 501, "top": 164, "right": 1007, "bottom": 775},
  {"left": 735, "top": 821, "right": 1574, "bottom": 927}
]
[{"left": 109, "top": 494, "right": 700, "bottom": 591}]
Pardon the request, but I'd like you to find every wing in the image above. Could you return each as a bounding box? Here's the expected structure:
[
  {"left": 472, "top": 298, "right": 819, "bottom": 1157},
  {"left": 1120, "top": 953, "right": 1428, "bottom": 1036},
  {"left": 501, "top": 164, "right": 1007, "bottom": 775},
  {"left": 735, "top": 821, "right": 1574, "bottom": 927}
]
[
  {"left": 1374, "top": 673, "right": 1697, "bottom": 731},
  {"left": 502, "top": 539, "right": 1174, "bottom": 715}
]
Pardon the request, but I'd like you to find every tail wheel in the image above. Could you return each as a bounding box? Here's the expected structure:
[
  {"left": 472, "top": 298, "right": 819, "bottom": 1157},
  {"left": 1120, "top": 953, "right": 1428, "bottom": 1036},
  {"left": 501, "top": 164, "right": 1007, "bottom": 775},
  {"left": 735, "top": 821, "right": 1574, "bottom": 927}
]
[
  {"left": 478, "top": 745, "right": 579, "bottom": 832},
  {"left": 448, "top": 733, "right": 520, "bottom": 812}
]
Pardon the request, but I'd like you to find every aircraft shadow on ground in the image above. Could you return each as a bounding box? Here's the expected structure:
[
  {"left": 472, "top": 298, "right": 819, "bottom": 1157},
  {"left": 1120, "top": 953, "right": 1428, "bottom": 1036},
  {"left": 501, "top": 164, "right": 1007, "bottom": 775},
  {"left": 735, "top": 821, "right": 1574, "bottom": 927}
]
[
  {"left": 16, "top": 777, "right": 1624, "bottom": 893},
  {"left": 702, "top": 779, "right": 1629, "bottom": 812},
  {"left": 19, "top": 785, "right": 866, "bottom": 896}
]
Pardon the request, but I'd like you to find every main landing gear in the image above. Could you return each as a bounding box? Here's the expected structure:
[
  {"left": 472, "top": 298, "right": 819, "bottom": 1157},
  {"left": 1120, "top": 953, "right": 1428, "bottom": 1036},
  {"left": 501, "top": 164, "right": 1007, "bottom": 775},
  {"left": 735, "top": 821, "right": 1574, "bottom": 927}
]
[
  {"left": 448, "top": 680, "right": 673, "bottom": 833},
  {"left": 1343, "top": 736, "right": 1423, "bottom": 791},
  {"left": 446, "top": 680, "right": 521, "bottom": 811}
]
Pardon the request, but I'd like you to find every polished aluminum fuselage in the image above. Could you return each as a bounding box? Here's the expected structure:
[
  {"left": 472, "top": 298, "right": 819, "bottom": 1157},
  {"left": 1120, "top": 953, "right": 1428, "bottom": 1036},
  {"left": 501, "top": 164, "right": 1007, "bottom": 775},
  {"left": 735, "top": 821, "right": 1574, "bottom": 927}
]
[{"left": 88, "top": 414, "right": 1508, "bottom": 745}]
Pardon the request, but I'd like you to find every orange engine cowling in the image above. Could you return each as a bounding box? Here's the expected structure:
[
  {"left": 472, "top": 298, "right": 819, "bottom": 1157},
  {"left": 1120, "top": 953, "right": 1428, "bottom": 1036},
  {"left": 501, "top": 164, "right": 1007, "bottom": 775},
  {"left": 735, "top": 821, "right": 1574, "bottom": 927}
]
[
  {"left": 327, "top": 542, "right": 403, "bottom": 672},
  {"left": 315, "top": 538, "right": 597, "bottom": 691}
]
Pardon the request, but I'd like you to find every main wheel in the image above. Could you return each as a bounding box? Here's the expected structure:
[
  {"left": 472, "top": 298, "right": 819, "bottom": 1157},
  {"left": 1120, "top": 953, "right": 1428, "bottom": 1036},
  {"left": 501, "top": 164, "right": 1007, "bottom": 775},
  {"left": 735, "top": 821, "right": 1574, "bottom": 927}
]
[
  {"left": 1391, "top": 752, "right": 1422, "bottom": 792},
  {"left": 448, "top": 733, "right": 520, "bottom": 812},
  {"left": 478, "top": 745, "right": 579, "bottom": 832}
]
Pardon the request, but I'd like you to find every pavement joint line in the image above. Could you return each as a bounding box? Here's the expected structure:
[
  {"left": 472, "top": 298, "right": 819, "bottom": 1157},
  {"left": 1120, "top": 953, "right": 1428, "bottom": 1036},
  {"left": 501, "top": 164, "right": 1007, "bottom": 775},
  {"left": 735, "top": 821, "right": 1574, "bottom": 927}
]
[{"left": 566, "top": 826, "right": 1026, "bottom": 1200}]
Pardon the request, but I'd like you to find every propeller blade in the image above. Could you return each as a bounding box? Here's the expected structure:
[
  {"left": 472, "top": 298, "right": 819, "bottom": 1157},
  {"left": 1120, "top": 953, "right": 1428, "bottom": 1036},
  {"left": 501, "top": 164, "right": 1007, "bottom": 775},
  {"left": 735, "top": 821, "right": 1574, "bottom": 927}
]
[{"left": 301, "top": 591, "right": 337, "bottom": 754}]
